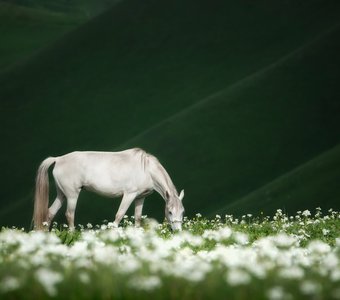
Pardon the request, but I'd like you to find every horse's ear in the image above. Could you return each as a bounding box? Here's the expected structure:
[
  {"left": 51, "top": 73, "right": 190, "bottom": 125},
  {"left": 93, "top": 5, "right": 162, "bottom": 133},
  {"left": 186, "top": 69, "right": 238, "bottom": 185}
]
[{"left": 179, "top": 189, "right": 184, "bottom": 201}]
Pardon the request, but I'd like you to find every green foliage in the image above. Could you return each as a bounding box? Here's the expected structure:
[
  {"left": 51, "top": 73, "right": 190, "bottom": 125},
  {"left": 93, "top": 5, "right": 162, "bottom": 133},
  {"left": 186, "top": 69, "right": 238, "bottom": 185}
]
[
  {"left": 53, "top": 226, "right": 81, "bottom": 246},
  {"left": 45, "top": 208, "right": 340, "bottom": 247}
]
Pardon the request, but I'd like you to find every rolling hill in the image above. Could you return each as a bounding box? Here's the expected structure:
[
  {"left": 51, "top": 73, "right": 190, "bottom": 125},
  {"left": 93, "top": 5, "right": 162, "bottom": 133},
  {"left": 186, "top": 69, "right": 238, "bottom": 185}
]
[
  {"left": 0, "top": 0, "right": 339, "bottom": 227},
  {"left": 0, "top": 0, "right": 120, "bottom": 69},
  {"left": 0, "top": 1, "right": 79, "bottom": 69},
  {"left": 215, "top": 143, "right": 340, "bottom": 217},
  {"left": 119, "top": 23, "right": 340, "bottom": 217},
  {"left": 2, "top": 0, "right": 121, "bottom": 16}
]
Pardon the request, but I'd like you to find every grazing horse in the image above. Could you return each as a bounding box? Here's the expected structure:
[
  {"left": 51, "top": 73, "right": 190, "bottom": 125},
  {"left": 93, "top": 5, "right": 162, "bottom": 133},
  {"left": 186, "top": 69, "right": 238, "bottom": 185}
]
[{"left": 33, "top": 148, "right": 184, "bottom": 231}]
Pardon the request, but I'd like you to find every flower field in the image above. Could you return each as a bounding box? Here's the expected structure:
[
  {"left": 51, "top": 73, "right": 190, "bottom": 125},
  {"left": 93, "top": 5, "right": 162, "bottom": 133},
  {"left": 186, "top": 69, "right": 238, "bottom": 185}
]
[{"left": 1, "top": 208, "right": 340, "bottom": 299}]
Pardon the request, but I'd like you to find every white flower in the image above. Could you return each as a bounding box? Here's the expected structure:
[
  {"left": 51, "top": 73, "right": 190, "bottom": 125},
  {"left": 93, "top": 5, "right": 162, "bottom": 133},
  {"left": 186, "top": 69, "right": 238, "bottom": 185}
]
[
  {"left": 322, "top": 229, "right": 330, "bottom": 236},
  {"left": 233, "top": 232, "right": 249, "bottom": 245},
  {"left": 276, "top": 209, "right": 283, "bottom": 216},
  {"left": 117, "top": 255, "right": 141, "bottom": 274},
  {"left": 247, "top": 262, "right": 267, "bottom": 279},
  {"left": 323, "top": 253, "right": 339, "bottom": 270},
  {"left": 226, "top": 269, "right": 251, "bottom": 286},
  {"left": 107, "top": 222, "right": 116, "bottom": 229},
  {"left": 128, "top": 275, "right": 161, "bottom": 291},
  {"left": 69, "top": 241, "right": 89, "bottom": 259},
  {"left": 79, "top": 273, "right": 90, "bottom": 284},
  {"left": 202, "top": 230, "right": 219, "bottom": 241},
  {"left": 331, "top": 269, "right": 340, "bottom": 282},
  {"left": 219, "top": 227, "right": 232, "bottom": 240},
  {"left": 272, "top": 233, "right": 297, "bottom": 248},
  {"left": 176, "top": 231, "right": 203, "bottom": 247},
  {"left": 267, "top": 286, "right": 285, "bottom": 300},
  {"left": 302, "top": 210, "right": 311, "bottom": 217},
  {"left": 144, "top": 218, "right": 159, "bottom": 230},
  {"left": 166, "top": 249, "right": 211, "bottom": 282},
  {"left": 300, "top": 280, "right": 321, "bottom": 295},
  {"left": 279, "top": 266, "right": 304, "bottom": 279},
  {"left": 35, "top": 268, "right": 62, "bottom": 297},
  {"left": 0, "top": 276, "right": 20, "bottom": 293},
  {"left": 336, "top": 238, "right": 340, "bottom": 248},
  {"left": 308, "top": 240, "right": 331, "bottom": 254}
]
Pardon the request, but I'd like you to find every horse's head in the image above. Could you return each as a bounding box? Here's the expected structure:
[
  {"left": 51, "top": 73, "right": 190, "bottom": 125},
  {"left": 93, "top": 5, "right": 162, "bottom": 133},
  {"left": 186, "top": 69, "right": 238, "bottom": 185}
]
[{"left": 165, "top": 189, "right": 185, "bottom": 231}]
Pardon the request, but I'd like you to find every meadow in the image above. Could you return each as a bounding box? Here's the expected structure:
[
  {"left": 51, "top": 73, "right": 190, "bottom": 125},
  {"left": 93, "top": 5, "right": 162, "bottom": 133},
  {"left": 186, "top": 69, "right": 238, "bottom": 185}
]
[
  {"left": 1, "top": 2, "right": 340, "bottom": 296},
  {"left": 1, "top": 208, "right": 340, "bottom": 299}
]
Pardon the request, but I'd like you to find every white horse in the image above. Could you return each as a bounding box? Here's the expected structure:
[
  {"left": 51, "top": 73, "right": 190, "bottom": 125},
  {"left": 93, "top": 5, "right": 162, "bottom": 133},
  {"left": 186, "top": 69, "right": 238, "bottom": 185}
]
[{"left": 33, "top": 148, "right": 184, "bottom": 231}]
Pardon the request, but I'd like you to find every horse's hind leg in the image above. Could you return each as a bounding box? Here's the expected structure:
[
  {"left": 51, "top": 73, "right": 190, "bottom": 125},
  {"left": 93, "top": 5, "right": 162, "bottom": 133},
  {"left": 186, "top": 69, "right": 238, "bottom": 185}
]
[
  {"left": 52, "top": 167, "right": 80, "bottom": 231},
  {"left": 65, "top": 194, "right": 80, "bottom": 231},
  {"left": 48, "top": 186, "right": 65, "bottom": 225}
]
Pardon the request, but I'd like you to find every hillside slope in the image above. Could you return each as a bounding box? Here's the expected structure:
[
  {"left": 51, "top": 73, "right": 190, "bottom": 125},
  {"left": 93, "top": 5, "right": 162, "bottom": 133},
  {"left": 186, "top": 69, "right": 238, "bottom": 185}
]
[
  {"left": 120, "top": 24, "right": 340, "bottom": 217},
  {"left": 0, "top": 0, "right": 120, "bottom": 69},
  {"left": 2, "top": 0, "right": 121, "bottom": 16},
  {"left": 215, "top": 143, "right": 340, "bottom": 217},
  {"left": 0, "top": 1, "right": 80, "bottom": 69},
  {"left": 0, "top": 0, "right": 339, "bottom": 227}
]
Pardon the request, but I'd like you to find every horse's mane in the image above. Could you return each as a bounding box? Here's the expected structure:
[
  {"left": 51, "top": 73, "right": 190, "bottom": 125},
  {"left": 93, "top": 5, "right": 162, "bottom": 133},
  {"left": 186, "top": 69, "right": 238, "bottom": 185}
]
[
  {"left": 142, "top": 150, "right": 178, "bottom": 199},
  {"left": 130, "top": 148, "right": 148, "bottom": 171}
]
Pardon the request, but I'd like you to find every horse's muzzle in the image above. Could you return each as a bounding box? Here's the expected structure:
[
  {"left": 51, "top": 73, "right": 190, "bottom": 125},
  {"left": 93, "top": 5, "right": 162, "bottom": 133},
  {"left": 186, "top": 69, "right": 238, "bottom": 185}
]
[{"left": 171, "top": 220, "right": 182, "bottom": 231}]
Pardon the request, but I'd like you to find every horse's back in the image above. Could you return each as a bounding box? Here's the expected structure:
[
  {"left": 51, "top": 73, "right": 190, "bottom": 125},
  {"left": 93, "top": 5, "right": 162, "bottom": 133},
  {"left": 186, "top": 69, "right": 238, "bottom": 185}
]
[{"left": 52, "top": 149, "right": 152, "bottom": 196}]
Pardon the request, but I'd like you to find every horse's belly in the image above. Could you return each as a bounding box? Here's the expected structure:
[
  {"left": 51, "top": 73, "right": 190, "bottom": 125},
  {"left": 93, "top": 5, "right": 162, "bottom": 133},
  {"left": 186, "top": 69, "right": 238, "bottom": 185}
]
[
  {"left": 83, "top": 184, "right": 123, "bottom": 198},
  {"left": 83, "top": 172, "right": 152, "bottom": 198},
  {"left": 83, "top": 177, "right": 124, "bottom": 198}
]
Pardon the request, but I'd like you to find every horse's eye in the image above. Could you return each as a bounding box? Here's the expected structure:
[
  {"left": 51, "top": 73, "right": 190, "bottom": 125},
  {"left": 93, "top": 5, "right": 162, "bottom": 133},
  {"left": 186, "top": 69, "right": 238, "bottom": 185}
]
[{"left": 169, "top": 211, "right": 173, "bottom": 216}]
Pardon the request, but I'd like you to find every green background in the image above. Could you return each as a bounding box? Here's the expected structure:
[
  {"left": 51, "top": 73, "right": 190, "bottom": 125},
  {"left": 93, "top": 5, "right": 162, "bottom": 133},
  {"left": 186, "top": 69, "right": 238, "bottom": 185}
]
[{"left": 0, "top": 0, "right": 339, "bottom": 228}]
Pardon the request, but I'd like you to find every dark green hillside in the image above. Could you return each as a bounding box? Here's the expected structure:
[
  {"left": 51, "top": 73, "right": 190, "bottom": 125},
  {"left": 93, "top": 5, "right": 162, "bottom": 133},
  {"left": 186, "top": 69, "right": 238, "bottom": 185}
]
[
  {"left": 0, "top": 0, "right": 120, "bottom": 69},
  {"left": 121, "top": 25, "right": 340, "bottom": 217},
  {"left": 2, "top": 0, "right": 120, "bottom": 15},
  {"left": 215, "top": 144, "right": 340, "bottom": 217},
  {"left": 0, "top": 0, "right": 339, "bottom": 227},
  {"left": 0, "top": 1, "right": 80, "bottom": 69}
]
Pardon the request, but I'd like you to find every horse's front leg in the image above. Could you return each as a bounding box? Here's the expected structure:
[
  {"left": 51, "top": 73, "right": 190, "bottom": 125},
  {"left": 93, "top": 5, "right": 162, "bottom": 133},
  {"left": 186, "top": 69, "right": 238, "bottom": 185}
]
[
  {"left": 134, "top": 198, "right": 145, "bottom": 227},
  {"left": 113, "top": 192, "right": 137, "bottom": 228}
]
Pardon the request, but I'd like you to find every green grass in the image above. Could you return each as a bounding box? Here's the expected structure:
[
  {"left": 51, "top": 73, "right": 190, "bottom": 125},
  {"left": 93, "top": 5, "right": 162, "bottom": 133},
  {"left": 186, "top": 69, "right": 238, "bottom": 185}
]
[
  {"left": 0, "top": 0, "right": 340, "bottom": 227},
  {"left": 47, "top": 208, "right": 340, "bottom": 249}
]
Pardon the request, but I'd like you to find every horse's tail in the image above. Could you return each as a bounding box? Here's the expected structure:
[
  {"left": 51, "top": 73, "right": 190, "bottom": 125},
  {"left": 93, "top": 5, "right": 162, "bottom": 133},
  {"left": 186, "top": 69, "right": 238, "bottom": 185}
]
[{"left": 33, "top": 157, "right": 56, "bottom": 230}]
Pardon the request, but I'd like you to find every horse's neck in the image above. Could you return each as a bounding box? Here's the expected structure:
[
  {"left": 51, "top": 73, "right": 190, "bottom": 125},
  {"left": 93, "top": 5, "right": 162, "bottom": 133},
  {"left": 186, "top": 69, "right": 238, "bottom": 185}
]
[{"left": 148, "top": 157, "right": 176, "bottom": 200}]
